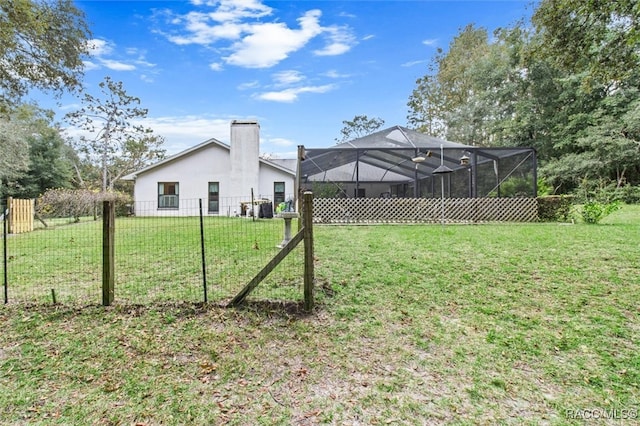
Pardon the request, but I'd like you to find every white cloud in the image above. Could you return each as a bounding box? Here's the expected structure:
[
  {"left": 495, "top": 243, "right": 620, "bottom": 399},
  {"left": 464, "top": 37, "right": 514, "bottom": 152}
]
[
  {"left": 255, "top": 84, "right": 336, "bottom": 103},
  {"left": 82, "top": 60, "right": 100, "bottom": 71},
  {"left": 101, "top": 59, "right": 137, "bottom": 71},
  {"left": 338, "top": 11, "right": 356, "bottom": 19},
  {"left": 87, "top": 39, "right": 113, "bottom": 56},
  {"left": 422, "top": 38, "right": 438, "bottom": 46},
  {"left": 161, "top": 3, "right": 355, "bottom": 69},
  {"left": 322, "top": 69, "right": 351, "bottom": 79},
  {"left": 208, "top": 0, "right": 272, "bottom": 22},
  {"left": 272, "top": 70, "right": 305, "bottom": 86},
  {"left": 140, "top": 115, "right": 233, "bottom": 152},
  {"left": 224, "top": 10, "right": 323, "bottom": 68},
  {"left": 64, "top": 112, "right": 298, "bottom": 157},
  {"left": 314, "top": 26, "right": 356, "bottom": 56},
  {"left": 237, "top": 80, "right": 260, "bottom": 90},
  {"left": 167, "top": 12, "right": 246, "bottom": 44},
  {"left": 140, "top": 114, "right": 299, "bottom": 156},
  {"left": 209, "top": 62, "right": 224, "bottom": 71},
  {"left": 84, "top": 38, "right": 155, "bottom": 74},
  {"left": 401, "top": 59, "right": 428, "bottom": 67},
  {"left": 314, "top": 42, "right": 350, "bottom": 56}
]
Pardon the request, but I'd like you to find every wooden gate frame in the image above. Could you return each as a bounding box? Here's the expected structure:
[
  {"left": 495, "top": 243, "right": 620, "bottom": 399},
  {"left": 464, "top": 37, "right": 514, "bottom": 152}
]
[
  {"left": 7, "top": 197, "right": 34, "bottom": 234},
  {"left": 228, "top": 191, "right": 315, "bottom": 311}
]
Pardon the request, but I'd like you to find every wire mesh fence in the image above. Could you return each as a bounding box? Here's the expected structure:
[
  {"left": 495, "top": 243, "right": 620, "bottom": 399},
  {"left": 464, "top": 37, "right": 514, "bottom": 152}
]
[{"left": 1, "top": 197, "right": 306, "bottom": 307}]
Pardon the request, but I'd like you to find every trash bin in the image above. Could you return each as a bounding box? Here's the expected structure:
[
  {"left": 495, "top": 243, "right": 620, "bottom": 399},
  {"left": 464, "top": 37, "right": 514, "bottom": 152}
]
[{"left": 260, "top": 202, "right": 273, "bottom": 219}]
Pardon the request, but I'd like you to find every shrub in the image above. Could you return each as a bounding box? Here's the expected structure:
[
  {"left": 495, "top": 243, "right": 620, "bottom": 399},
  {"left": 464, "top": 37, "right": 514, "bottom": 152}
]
[
  {"left": 580, "top": 200, "right": 620, "bottom": 224},
  {"left": 37, "top": 189, "right": 132, "bottom": 220},
  {"left": 537, "top": 195, "right": 574, "bottom": 222},
  {"left": 616, "top": 185, "right": 640, "bottom": 204}
]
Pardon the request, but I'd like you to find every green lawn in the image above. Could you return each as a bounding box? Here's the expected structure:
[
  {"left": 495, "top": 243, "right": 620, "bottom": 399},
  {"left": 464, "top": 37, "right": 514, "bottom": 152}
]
[
  {"left": 0, "top": 205, "right": 639, "bottom": 424},
  {"left": 2, "top": 216, "right": 304, "bottom": 305}
]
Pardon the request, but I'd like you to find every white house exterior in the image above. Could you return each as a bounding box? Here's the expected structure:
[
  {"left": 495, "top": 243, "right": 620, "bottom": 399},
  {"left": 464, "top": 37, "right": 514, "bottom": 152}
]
[{"left": 123, "top": 120, "right": 297, "bottom": 216}]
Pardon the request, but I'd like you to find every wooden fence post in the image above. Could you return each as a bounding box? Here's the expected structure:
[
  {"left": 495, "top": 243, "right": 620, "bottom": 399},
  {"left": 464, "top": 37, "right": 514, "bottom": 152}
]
[
  {"left": 3, "top": 199, "right": 8, "bottom": 304},
  {"left": 302, "top": 191, "right": 314, "bottom": 312},
  {"left": 102, "top": 200, "right": 115, "bottom": 306}
]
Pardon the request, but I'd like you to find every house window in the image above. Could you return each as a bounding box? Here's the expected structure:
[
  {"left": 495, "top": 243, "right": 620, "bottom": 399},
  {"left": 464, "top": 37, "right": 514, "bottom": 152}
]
[
  {"left": 208, "top": 182, "right": 219, "bottom": 213},
  {"left": 274, "top": 182, "right": 285, "bottom": 204},
  {"left": 158, "top": 182, "right": 179, "bottom": 209},
  {"left": 355, "top": 187, "right": 366, "bottom": 198}
]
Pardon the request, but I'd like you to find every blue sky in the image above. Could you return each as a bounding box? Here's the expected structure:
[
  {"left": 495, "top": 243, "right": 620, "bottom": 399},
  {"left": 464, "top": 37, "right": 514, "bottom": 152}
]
[{"left": 39, "top": 0, "right": 536, "bottom": 158}]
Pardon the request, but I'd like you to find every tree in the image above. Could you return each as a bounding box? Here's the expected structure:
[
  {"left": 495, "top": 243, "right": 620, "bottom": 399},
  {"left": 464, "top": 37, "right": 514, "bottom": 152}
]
[
  {"left": 22, "top": 122, "right": 74, "bottom": 198},
  {"left": 405, "top": 2, "right": 640, "bottom": 196},
  {"left": 0, "top": 116, "right": 30, "bottom": 198},
  {"left": 436, "top": 24, "right": 490, "bottom": 112},
  {"left": 532, "top": 0, "right": 639, "bottom": 86},
  {"left": 336, "top": 115, "right": 385, "bottom": 143},
  {"left": 0, "top": 104, "right": 75, "bottom": 199},
  {"left": 543, "top": 85, "right": 640, "bottom": 190},
  {"left": 0, "top": 0, "right": 91, "bottom": 114},
  {"left": 407, "top": 75, "right": 447, "bottom": 137},
  {"left": 65, "top": 77, "right": 166, "bottom": 191},
  {"left": 407, "top": 25, "right": 514, "bottom": 145}
]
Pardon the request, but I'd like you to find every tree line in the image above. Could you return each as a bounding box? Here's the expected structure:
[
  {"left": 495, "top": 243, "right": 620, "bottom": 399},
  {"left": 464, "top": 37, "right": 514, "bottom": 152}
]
[{"left": 406, "top": 0, "right": 640, "bottom": 200}]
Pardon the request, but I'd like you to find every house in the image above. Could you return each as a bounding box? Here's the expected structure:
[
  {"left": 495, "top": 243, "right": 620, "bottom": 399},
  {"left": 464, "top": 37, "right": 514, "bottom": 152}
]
[{"left": 123, "top": 120, "right": 297, "bottom": 216}]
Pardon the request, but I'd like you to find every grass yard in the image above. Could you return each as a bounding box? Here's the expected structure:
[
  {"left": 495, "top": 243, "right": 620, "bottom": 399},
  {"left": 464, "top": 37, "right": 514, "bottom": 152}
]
[
  {"left": 1, "top": 205, "right": 639, "bottom": 425},
  {"left": 2, "top": 216, "right": 304, "bottom": 305}
]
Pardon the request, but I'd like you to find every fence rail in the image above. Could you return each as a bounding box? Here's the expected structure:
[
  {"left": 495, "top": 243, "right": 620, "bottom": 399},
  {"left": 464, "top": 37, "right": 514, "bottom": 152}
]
[{"left": 313, "top": 197, "right": 538, "bottom": 223}]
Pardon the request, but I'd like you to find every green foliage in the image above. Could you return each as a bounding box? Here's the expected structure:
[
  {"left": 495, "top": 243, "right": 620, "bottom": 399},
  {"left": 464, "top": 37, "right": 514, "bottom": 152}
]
[
  {"left": 1, "top": 104, "right": 76, "bottom": 199},
  {"left": 616, "top": 185, "right": 640, "bottom": 204},
  {"left": 0, "top": 0, "right": 90, "bottom": 114},
  {"left": 496, "top": 177, "right": 532, "bottom": 197},
  {"left": 537, "top": 195, "right": 574, "bottom": 222},
  {"left": 335, "top": 115, "right": 385, "bottom": 143},
  {"left": 532, "top": 0, "right": 639, "bottom": 86},
  {"left": 537, "top": 177, "right": 553, "bottom": 196},
  {"left": 37, "top": 188, "right": 132, "bottom": 220},
  {"left": 65, "top": 76, "right": 165, "bottom": 191},
  {"left": 407, "top": 1, "right": 640, "bottom": 196},
  {"left": 406, "top": 75, "right": 447, "bottom": 136},
  {"left": 311, "top": 182, "right": 346, "bottom": 198},
  {"left": 574, "top": 178, "right": 623, "bottom": 223},
  {"left": 0, "top": 116, "right": 30, "bottom": 194},
  {"left": 581, "top": 200, "right": 621, "bottom": 224}
]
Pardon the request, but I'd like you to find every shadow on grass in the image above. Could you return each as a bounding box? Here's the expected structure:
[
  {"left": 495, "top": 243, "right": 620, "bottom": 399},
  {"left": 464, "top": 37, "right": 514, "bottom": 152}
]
[
  {"left": 234, "top": 299, "right": 314, "bottom": 319},
  {"left": 1, "top": 299, "right": 316, "bottom": 320}
]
